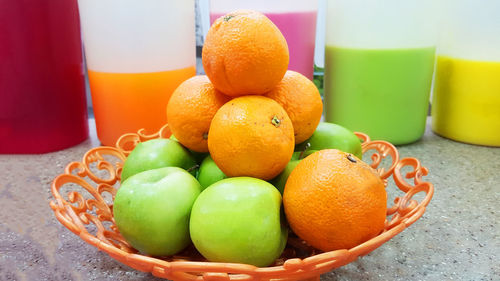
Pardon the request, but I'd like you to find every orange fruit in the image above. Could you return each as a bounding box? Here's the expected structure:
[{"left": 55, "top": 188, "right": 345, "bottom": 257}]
[
  {"left": 202, "top": 10, "right": 289, "bottom": 97},
  {"left": 265, "top": 70, "right": 323, "bottom": 144},
  {"left": 283, "top": 149, "right": 387, "bottom": 251},
  {"left": 167, "top": 75, "right": 230, "bottom": 153},
  {"left": 208, "top": 95, "right": 294, "bottom": 180}
]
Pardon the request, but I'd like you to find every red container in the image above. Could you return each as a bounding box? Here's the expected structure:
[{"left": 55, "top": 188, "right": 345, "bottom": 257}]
[{"left": 0, "top": 0, "right": 88, "bottom": 153}]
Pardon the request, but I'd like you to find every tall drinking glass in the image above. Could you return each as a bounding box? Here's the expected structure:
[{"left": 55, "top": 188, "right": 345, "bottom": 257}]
[
  {"left": 78, "top": 0, "right": 196, "bottom": 146},
  {"left": 324, "top": 0, "right": 437, "bottom": 145},
  {"left": 209, "top": 0, "right": 318, "bottom": 80},
  {"left": 432, "top": 0, "right": 500, "bottom": 146}
]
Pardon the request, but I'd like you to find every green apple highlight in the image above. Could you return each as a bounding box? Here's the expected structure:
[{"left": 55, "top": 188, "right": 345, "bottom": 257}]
[
  {"left": 190, "top": 177, "right": 287, "bottom": 267},
  {"left": 114, "top": 167, "right": 202, "bottom": 256},
  {"left": 121, "top": 138, "right": 197, "bottom": 181}
]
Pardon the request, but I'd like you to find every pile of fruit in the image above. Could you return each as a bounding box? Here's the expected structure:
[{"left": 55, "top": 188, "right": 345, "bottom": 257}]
[{"left": 113, "top": 10, "right": 387, "bottom": 267}]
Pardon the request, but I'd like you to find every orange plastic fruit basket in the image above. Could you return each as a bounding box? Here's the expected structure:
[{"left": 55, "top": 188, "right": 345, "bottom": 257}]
[{"left": 50, "top": 124, "right": 434, "bottom": 281}]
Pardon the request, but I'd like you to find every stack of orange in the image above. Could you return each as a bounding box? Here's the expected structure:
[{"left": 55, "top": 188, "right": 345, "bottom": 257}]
[
  {"left": 166, "top": 10, "right": 386, "bottom": 253},
  {"left": 167, "top": 10, "right": 323, "bottom": 181}
]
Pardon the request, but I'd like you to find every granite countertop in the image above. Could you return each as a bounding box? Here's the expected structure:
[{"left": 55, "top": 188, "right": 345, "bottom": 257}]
[{"left": 1, "top": 118, "right": 499, "bottom": 281}]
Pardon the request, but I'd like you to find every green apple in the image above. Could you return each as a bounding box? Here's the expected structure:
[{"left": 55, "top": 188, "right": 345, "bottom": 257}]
[
  {"left": 114, "top": 167, "right": 202, "bottom": 256},
  {"left": 197, "top": 155, "right": 227, "bottom": 190},
  {"left": 296, "top": 122, "right": 363, "bottom": 159},
  {"left": 190, "top": 177, "right": 287, "bottom": 267},
  {"left": 121, "top": 138, "right": 197, "bottom": 181},
  {"left": 170, "top": 134, "right": 208, "bottom": 164},
  {"left": 270, "top": 151, "right": 314, "bottom": 194}
]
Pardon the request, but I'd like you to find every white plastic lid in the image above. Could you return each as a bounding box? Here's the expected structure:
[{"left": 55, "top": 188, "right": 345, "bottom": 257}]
[
  {"left": 210, "top": 0, "right": 318, "bottom": 14},
  {"left": 326, "top": 0, "right": 437, "bottom": 49},
  {"left": 438, "top": 0, "right": 500, "bottom": 61},
  {"left": 78, "top": 0, "right": 195, "bottom": 73}
]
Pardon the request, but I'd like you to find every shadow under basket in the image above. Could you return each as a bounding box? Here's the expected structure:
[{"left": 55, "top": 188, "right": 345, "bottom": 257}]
[{"left": 50, "top": 123, "right": 434, "bottom": 281}]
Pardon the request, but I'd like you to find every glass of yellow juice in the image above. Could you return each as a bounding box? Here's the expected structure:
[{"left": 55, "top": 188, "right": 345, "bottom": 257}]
[
  {"left": 432, "top": 0, "right": 500, "bottom": 147},
  {"left": 78, "top": 0, "right": 196, "bottom": 145}
]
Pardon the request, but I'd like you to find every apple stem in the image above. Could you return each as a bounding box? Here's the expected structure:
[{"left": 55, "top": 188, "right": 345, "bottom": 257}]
[
  {"left": 187, "top": 164, "right": 200, "bottom": 173},
  {"left": 299, "top": 143, "right": 311, "bottom": 160}
]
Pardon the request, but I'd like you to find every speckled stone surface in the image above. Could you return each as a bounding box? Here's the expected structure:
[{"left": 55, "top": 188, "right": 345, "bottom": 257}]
[{"left": 1, "top": 118, "right": 499, "bottom": 281}]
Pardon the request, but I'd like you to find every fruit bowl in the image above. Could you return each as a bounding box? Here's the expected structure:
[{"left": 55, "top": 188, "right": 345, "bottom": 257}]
[{"left": 50, "top": 124, "right": 434, "bottom": 281}]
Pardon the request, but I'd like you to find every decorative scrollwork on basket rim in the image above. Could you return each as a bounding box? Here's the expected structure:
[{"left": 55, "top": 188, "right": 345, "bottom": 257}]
[{"left": 115, "top": 124, "right": 172, "bottom": 156}]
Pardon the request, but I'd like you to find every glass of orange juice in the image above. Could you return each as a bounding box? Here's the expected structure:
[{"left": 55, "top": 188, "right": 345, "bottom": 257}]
[{"left": 78, "top": 0, "right": 196, "bottom": 145}]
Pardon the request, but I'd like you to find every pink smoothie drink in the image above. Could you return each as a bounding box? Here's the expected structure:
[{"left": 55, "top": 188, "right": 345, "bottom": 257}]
[{"left": 210, "top": 11, "right": 317, "bottom": 80}]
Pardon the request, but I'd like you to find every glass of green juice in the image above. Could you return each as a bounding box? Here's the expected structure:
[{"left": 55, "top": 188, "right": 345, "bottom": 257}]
[{"left": 324, "top": 0, "right": 437, "bottom": 145}]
